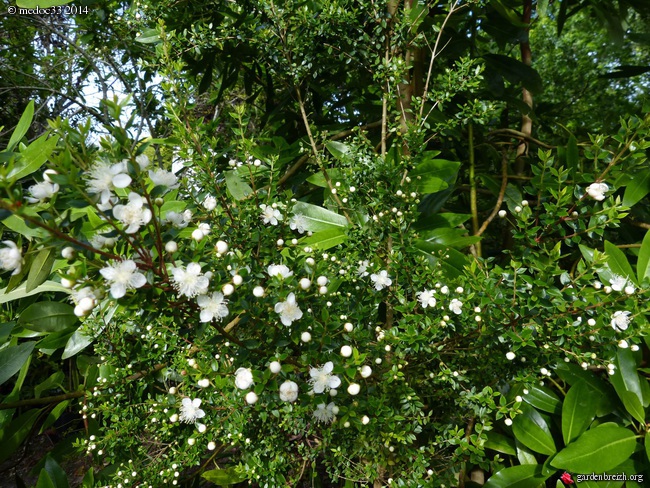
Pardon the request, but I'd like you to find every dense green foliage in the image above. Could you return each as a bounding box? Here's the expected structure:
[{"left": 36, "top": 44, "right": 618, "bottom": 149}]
[{"left": 1, "top": 0, "right": 650, "bottom": 487}]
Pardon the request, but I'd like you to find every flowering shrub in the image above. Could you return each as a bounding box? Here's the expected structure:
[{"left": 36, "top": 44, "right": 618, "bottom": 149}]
[{"left": 1, "top": 96, "right": 649, "bottom": 487}]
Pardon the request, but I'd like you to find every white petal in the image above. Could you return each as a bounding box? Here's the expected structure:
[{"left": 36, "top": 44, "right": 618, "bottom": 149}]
[
  {"left": 112, "top": 173, "right": 132, "bottom": 188},
  {"left": 130, "top": 273, "right": 147, "bottom": 288},
  {"left": 200, "top": 310, "right": 212, "bottom": 322},
  {"left": 111, "top": 283, "right": 127, "bottom": 298},
  {"left": 323, "top": 361, "right": 333, "bottom": 373}
]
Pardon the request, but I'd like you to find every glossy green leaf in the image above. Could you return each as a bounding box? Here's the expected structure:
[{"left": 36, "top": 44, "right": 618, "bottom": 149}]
[
  {"left": 81, "top": 468, "right": 94, "bottom": 488},
  {"left": 43, "top": 454, "right": 70, "bottom": 488},
  {"left": 7, "top": 101, "right": 34, "bottom": 151},
  {"left": 291, "top": 202, "right": 348, "bottom": 231},
  {"left": 484, "top": 432, "right": 516, "bottom": 456},
  {"left": 484, "top": 464, "right": 548, "bottom": 488},
  {"left": 224, "top": 170, "right": 253, "bottom": 200},
  {"left": 0, "top": 281, "right": 69, "bottom": 305},
  {"left": 0, "top": 408, "right": 41, "bottom": 463},
  {"left": 0, "top": 341, "right": 36, "bottom": 386},
  {"left": 551, "top": 427, "right": 636, "bottom": 473},
  {"left": 555, "top": 363, "right": 615, "bottom": 416},
  {"left": 646, "top": 431, "right": 650, "bottom": 463},
  {"left": 409, "top": 159, "right": 459, "bottom": 194},
  {"left": 35, "top": 470, "right": 56, "bottom": 488},
  {"left": 202, "top": 467, "right": 247, "bottom": 484},
  {"left": 300, "top": 228, "right": 347, "bottom": 250},
  {"left": 40, "top": 400, "right": 71, "bottom": 434},
  {"left": 18, "top": 302, "right": 77, "bottom": 333},
  {"left": 8, "top": 134, "right": 59, "bottom": 181},
  {"left": 306, "top": 169, "right": 344, "bottom": 188},
  {"left": 523, "top": 385, "right": 562, "bottom": 414},
  {"left": 2, "top": 214, "right": 49, "bottom": 239},
  {"left": 562, "top": 381, "right": 597, "bottom": 444},
  {"left": 604, "top": 241, "right": 636, "bottom": 285},
  {"left": 515, "top": 440, "right": 538, "bottom": 465},
  {"left": 418, "top": 228, "right": 481, "bottom": 248},
  {"left": 325, "top": 141, "right": 350, "bottom": 160},
  {"left": 34, "top": 371, "right": 65, "bottom": 399},
  {"left": 25, "top": 248, "right": 56, "bottom": 293},
  {"left": 483, "top": 53, "right": 544, "bottom": 94},
  {"left": 62, "top": 328, "right": 95, "bottom": 359},
  {"left": 135, "top": 28, "right": 160, "bottom": 44},
  {"left": 616, "top": 348, "right": 644, "bottom": 403},
  {"left": 623, "top": 170, "right": 650, "bottom": 207},
  {"left": 512, "top": 405, "right": 556, "bottom": 455},
  {"left": 636, "top": 230, "right": 650, "bottom": 284}
]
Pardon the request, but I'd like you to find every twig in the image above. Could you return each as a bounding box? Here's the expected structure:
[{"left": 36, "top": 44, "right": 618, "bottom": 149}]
[{"left": 476, "top": 152, "right": 509, "bottom": 236}]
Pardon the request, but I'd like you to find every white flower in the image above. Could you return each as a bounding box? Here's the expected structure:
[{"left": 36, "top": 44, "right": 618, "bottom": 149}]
[
  {"left": 135, "top": 154, "right": 150, "bottom": 169},
  {"left": 99, "top": 260, "right": 147, "bottom": 298},
  {"left": 165, "top": 210, "right": 193, "bottom": 229},
  {"left": 260, "top": 204, "right": 282, "bottom": 225},
  {"left": 449, "top": 298, "right": 463, "bottom": 315},
  {"left": 279, "top": 381, "right": 299, "bottom": 402},
  {"left": 360, "top": 365, "right": 372, "bottom": 378},
  {"left": 179, "top": 398, "right": 205, "bottom": 423},
  {"left": 312, "top": 402, "right": 337, "bottom": 424},
  {"left": 275, "top": 293, "right": 303, "bottom": 326},
  {"left": 197, "top": 293, "right": 229, "bottom": 323},
  {"left": 611, "top": 311, "right": 632, "bottom": 332},
  {"left": 112, "top": 192, "right": 152, "bottom": 234},
  {"left": 148, "top": 168, "right": 179, "bottom": 188},
  {"left": 267, "top": 264, "right": 293, "bottom": 279},
  {"left": 235, "top": 368, "right": 254, "bottom": 390},
  {"left": 0, "top": 241, "right": 22, "bottom": 275},
  {"left": 609, "top": 275, "right": 628, "bottom": 292},
  {"left": 416, "top": 290, "right": 436, "bottom": 308},
  {"left": 170, "top": 262, "right": 210, "bottom": 298},
  {"left": 625, "top": 285, "right": 635, "bottom": 295},
  {"left": 289, "top": 214, "right": 308, "bottom": 234},
  {"left": 86, "top": 160, "right": 131, "bottom": 204},
  {"left": 27, "top": 181, "right": 59, "bottom": 203},
  {"left": 586, "top": 182, "right": 609, "bottom": 201},
  {"left": 203, "top": 195, "right": 217, "bottom": 211},
  {"left": 370, "top": 270, "right": 392, "bottom": 290},
  {"left": 357, "top": 260, "right": 370, "bottom": 277},
  {"left": 309, "top": 361, "right": 341, "bottom": 394},
  {"left": 269, "top": 361, "right": 282, "bottom": 374}
]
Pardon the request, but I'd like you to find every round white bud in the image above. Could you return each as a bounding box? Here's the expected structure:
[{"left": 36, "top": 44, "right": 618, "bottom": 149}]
[
  {"left": 215, "top": 240, "right": 228, "bottom": 254},
  {"left": 299, "top": 278, "right": 311, "bottom": 290},
  {"left": 253, "top": 286, "right": 264, "bottom": 297},
  {"left": 269, "top": 361, "right": 282, "bottom": 374},
  {"left": 222, "top": 284, "right": 234, "bottom": 296},
  {"left": 340, "top": 345, "right": 352, "bottom": 357}
]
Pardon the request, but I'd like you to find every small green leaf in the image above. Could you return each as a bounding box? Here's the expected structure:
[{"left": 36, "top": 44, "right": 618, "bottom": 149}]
[
  {"left": 409, "top": 159, "right": 460, "bottom": 194},
  {"left": 34, "top": 371, "right": 65, "bottom": 399},
  {"left": 562, "top": 381, "right": 597, "bottom": 444},
  {"left": 291, "top": 202, "right": 348, "bottom": 231},
  {"left": 483, "top": 464, "right": 548, "bottom": 488},
  {"left": 62, "top": 328, "right": 96, "bottom": 359},
  {"left": 43, "top": 454, "right": 70, "bottom": 488},
  {"left": 623, "top": 170, "right": 650, "bottom": 207},
  {"left": 25, "top": 248, "right": 56, "bottom": 293},
  {"left": 604, "top": 240, "right": 636, "bottom": 285},
  {"left": 201, "top": 467, "right": 247, "bottom": 484},
  {"left": 224, "top": 170, "right": 253, "bottom": 200},
  {"left": 301, "top": 228, "right": 347, "bottom": 250},
  {"left": 325, "top": 141, "right": 350, "bottom": 160},
  {"left": 135, "top": 28, "right": 160, "bottom": 44},
  {"left": 18, "top": 302, "right": 77, "bottom": 333},
  {"left": 7, "top": 101, "right": 34, "bottom": 151},
  {"left": 551, "top": 427, "right": 636, "bottom": 473},
  {"left": 35, "top": 470, "right": 56, "bottom": 488},
  {"left": 512, "top": 404, "right": 556, "bottom": 455},
  {"left": 523, "top": 385, "right": 562, "bottom": 414},
  {"left": 40, "top": 400, "right": 70, "bottom": 435},
  {"left": 637, "top": 230, "right": 650, "bottom": 284},
  {"left": 484, "top": 432, "right": 516, "bottom": 455},
  {"left": 0, "top": 281, "right": 69, "bottom": 305},
  {"left": 8, "top": 134, "right": 59, "bottom": 181},
  {"left": 306, "top": 169, "right": 344, "bottom": 188},
  {"left": 2, "top": 214, "right": 50, "bottom": 239},
  {"left": 0, "top": 341, "right": 36, "bottom": 386}
]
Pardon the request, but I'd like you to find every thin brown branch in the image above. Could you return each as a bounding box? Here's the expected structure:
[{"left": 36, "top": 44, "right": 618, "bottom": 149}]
[{"left": 476, "top": 152, "right": 509, "bottom": 236}]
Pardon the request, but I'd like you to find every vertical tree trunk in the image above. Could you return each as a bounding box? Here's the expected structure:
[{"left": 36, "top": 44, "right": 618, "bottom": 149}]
[{"left": 515, "top": 0, "right": 533, "bottom": 175}]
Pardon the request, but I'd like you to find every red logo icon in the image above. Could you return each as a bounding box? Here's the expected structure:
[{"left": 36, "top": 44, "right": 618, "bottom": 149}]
[{"left": 561, "top": 472, "right": 574, "bottom": 485}]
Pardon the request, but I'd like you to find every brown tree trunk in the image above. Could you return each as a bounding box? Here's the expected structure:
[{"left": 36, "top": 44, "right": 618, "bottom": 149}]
[{"left": 515, "top": 0, "right": 533, "bottom": 175}]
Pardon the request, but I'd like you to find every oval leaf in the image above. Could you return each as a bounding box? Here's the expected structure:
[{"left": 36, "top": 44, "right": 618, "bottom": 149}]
[
  {"left": 604, "top": 240, "right": 636, "bottom": 285},
  {"left": 484, "top": 464, "right": 548, "bottom": 488},
  {"left": 291, "top": 202, "right": 348, "bottom": 231},
  {"left": 19, "top": 302, "right": 77, "bottom": 333},
  {"left": 512, "top": 405, "right": 556, "bottom": 455},
  {"left": 551, "top": 426, "right": 636, "bottom": 473},
  {"left": 524, "top": 385, "right": 562, "bottom": 414},
  {"left": 0, "top": 341, "right": 36, "bottom": 386},
  {"left": 26, "top": 248, "right": 56, "bottom": 293},
  {"left": 562, "top": 381, "right": 597, "bottom": 444}
]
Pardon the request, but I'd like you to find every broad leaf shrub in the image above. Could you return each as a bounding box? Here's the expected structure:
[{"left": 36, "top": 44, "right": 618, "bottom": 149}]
[{"left": 1, "top": 98, "right": 649, "bottom": 487}]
